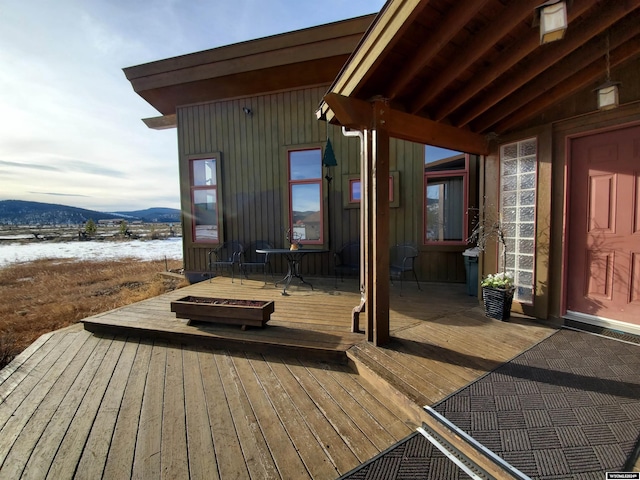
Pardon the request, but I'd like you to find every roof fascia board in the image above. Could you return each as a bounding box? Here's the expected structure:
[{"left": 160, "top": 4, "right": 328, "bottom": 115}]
[
  {"left": 124, "top": 14, "right": 375, "bottom": 81},
  {"left": 329, "top": 0, "right": 423, "bottom": 98},
  {"left": 130, "top": 35, "right": 362, "bottom": 92}
]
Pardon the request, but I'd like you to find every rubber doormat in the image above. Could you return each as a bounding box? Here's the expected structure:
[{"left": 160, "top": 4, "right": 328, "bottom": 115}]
[{"left": 340, "top": 328, "right": 640, "bottom": 479}]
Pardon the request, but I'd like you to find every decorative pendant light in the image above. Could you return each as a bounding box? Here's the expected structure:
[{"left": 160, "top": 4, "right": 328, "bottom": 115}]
[
  {"left": 536, "top": 1, "right": 567, "bottom": 45},
  {"left": 595, "top": 33, "right": 620, "bottom": 110}
]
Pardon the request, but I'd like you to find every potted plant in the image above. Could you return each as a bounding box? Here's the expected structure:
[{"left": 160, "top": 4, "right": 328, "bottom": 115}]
[
  {"left": 481, "top": 271, "right": 515, "bottom": 321},
  {"left": 468, "top": 207, "right": 516, "bottom": 321}
]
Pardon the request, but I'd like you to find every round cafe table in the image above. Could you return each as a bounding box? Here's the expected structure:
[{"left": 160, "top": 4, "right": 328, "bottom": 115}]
[{"left": 256, "top": 248, "right": 328, "bottom": 295}]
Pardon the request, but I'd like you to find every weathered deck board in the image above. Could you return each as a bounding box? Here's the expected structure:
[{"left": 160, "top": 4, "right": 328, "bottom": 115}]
[
  {"left": 232, "top": 352, "right": 311, "bottom": 479},
  {"left": 74, "top": 338, "right": 141, "bottom": 480},
  {"left": 0, "top": 331, "right": 96, "bottom": 474},
  {"left": 183, "top": 346, "right": 219, "bottom": 480},
  {"left": 46, "top": 335, "right": 127, "bottom": 479},
  {"left": 264, "top": 356, "right": 361, "bottom": 474},
  {"left": 101, "top": 339, "right": 153, "bottom": 479},
  {"left": 245, "top": 352, "right": 341, "bottom": 479},
  {"left": 20, "top": 335, "right": 115, "bottom": 479},
  {"left": 0, "top": 278, "right": 559, "bottom": 479},
  {"left": 161, "top": 344, "right": 190, "bottom": 479},
  {"left": 285, "top": 358, "right": 380, "bottom": 463},
  {"left": 0, "top": 329, "right": 79, "bottom": 432},
  {"left": 215, "top": 350, "right": 279, "bottom": 479},
  {"left": 198, "top": 347, "right": 249, "bottom": 480},
  {"left": 132, "top": 340, "right": 167, "bottom": 479}
]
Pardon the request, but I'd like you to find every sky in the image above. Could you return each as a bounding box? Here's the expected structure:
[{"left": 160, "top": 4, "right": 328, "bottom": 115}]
[{"left": 0, "top": 0, "right": 385, "bottom": 212}]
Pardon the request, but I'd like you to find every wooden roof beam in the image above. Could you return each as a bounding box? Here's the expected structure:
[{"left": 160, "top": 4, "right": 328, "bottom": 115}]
[
  {"left": 409, "top": 0, "right": 540, "bottom": 111},
  {"left": 455, "top": 1, "right": 639, "bottom": 128},
  {"left": 492, "top": 36, "right": 640, "bottom": 134},
  {"left": 427, "top": 0, "right": 597, "bottom": 120},
  {"left": 143, "top": 114, "right": 177, "bottom": 130},
  {"left": 473, "top": 14, "right": 640, "bottom": 133},
  {"left": 317, "top": 0, "right": 430, "bottom": 124},
  {"left": 385, "top": 0, "right": 491, "bottom": 100},
  {"left": 324, "top": 93, "right": 489, "bottom": 154}
]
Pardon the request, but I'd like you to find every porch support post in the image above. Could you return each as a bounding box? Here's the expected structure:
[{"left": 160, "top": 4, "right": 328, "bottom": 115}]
[
  {"left": 371, "top": 100, "right": 390, "bottom": 346},
  {"left": 361, "top": 129, "right": 374, "bottom": 340}
]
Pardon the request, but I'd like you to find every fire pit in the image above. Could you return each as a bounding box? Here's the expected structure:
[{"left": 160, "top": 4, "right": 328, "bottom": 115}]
[{"left": 170, "top": 296, "right": 275, "bottom": 329}]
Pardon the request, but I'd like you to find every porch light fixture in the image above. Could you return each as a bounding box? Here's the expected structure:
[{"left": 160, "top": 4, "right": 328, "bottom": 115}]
[
  {"left": 595, "top": 33, "right": 620, "bottom": 111},
  {"left": 596, "top": 81, "right": 620, "bottom": 110},
  {"left": 536, "top": 1, "right": 567, "bottom": 44}
]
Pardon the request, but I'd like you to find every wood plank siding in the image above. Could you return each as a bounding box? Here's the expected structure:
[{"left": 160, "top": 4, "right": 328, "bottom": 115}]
[{"left": 178, "top": 86, "right": 470, "bottom": 283}]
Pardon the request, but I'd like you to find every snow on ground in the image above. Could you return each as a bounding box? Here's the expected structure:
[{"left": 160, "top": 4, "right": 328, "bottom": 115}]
[{"left": 0, "top": 237, "right": 183, "bottom": 268}]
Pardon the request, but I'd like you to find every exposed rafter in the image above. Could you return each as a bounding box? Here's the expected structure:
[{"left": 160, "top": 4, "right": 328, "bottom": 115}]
[
  {"left": 406, "top": 0, "right": 540, "bottom": 110},
  {"left": 492, "top": 36, "right": 640, "bottom": 134},
  {"left": 427, "top": 0, "right": 597, "bottom": 120},
  {"left": 473, "top": 15, "right": 640, "bottom": 132},
  {"left": 454, "top": 0, "right": 639, "bottom": 128},
  {"left": 385, "top": 0, "right": 490, "bottom": 100}
]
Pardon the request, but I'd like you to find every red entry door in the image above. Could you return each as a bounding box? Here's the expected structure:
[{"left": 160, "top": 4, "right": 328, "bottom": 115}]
[{"left": 567, "top": 124, "right": 640, "bottom": 327}]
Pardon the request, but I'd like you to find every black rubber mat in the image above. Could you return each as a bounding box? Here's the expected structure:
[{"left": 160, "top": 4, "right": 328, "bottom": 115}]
[
  {"left": 341, "top": 328, "right": 640, "bottom": 479},
  {"left": 337, "top": 432, "right": 469, "bottom": 480}
]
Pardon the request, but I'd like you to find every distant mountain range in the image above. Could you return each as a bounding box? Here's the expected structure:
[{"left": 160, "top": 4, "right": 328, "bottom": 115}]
[{"left": 0, "top": 200, "right": 181, "bottom": 225}]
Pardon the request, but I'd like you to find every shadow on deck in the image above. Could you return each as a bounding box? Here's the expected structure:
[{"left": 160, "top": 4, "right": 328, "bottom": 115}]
[
  {"left": 0, "top": 275, "right": 557, "bottom": 479},
  {"left": 83, "top": 276, "right": 555, "bottom": 412}
]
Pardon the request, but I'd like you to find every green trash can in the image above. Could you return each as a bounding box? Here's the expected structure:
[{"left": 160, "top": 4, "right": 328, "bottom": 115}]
[{"left": 463, "top": 248, "right": 479, "bottom": 296}]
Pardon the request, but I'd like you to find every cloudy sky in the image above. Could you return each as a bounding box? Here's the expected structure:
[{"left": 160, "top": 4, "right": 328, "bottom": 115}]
[{"left": 0, "top": 0, "right": 384, "bottom": 212}]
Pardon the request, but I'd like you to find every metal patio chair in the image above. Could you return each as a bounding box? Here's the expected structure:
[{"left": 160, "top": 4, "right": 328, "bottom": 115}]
[
  {"left": 390, "top": 244, "right": 421, "bottom": 295},
  {"left": 208, "top": 241, "right": 244, "bottom": 282},
  {"left": 334, "top": 242, "right": 360, "bottom": 288},
  {"left": 240, "top": 240, "right": 274, "bottom": 284}
]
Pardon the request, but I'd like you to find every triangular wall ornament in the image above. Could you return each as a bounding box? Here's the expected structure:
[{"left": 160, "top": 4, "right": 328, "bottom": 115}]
[{"left": 323, "top": 138, "right": 338, "bottom": 167}]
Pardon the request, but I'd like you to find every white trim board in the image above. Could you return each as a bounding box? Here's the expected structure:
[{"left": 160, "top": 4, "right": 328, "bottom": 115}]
[{"left": 565, "top": 310, "right": 640, "bottom": 336}]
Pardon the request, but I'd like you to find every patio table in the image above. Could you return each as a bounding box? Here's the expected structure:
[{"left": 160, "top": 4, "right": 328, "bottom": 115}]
[{"left": 256, "top": 248, "right": 328, "bottom": 295}]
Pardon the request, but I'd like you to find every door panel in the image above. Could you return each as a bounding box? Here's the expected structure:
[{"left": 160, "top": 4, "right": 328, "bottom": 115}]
[{"left": 567, "top": 124, "right": 640, "bottom": 326}]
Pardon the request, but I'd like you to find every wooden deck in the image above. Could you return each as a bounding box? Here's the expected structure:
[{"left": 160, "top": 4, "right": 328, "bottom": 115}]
[{"left": 0, "top": 276, "right": 556, "bottom": 479}]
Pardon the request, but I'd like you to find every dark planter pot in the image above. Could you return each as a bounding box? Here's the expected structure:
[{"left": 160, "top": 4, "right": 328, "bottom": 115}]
[
  {"left": 171, "top": 296, "right": 275, "bottom": 329},
  {"left": 482, "top": 287, "right": 515, "bottom": 321}
]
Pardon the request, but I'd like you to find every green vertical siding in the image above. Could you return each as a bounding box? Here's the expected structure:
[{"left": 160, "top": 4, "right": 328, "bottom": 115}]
[{"left": 178, "top": 85, "right": 466, "bottom": 282}]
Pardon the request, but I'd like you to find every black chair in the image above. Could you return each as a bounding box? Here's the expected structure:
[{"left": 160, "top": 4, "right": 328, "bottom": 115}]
[
  {"left": 334, "top": 242, "right": 360, "bottom": 288},
  {"left": 240, "top": 241, "right": 273, "bottom": 284},
  {"left": 390, "top": 244, "right": 421, "bottom": 295},
  {"left": 208, "top": 241, "right": 244, "bottom": 282}
]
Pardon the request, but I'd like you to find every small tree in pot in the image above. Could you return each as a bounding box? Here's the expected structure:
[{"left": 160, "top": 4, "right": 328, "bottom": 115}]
[{"left": 468, "top": 207, "right": 515, "bottom": 321}]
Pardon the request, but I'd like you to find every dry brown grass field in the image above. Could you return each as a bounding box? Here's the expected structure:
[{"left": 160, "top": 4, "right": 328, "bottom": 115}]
[{"left": 0, "top": 258, "right": 186, "bottom": 369}]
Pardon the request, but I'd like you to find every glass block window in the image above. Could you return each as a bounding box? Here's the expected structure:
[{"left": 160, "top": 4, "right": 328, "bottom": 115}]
[{"left": 500, "top": 138, "right": 537, "bottom": 304}]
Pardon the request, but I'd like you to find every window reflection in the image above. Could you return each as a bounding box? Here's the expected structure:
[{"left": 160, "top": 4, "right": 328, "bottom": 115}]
[
  {"left": 289, "top": 150, "right": 321, "bottom": 180},
  {"left": 424, "top": 147, "right": 468, "bottom": 244},
  {"left": 288, "top": 148, "right": 323, "bottom": 244},
  {"left": 291, "top": 184, "right": 321, "bottom": 241}
]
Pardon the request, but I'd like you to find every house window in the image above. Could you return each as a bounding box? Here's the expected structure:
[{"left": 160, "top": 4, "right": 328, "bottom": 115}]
[
  {"left": 190, "top": 157, "right": 220, "bottom": 243},
  {"left": 500, "top": 138, "right": 537, "bottom": 304},
  {"left": 349, "top": 177, "right": 394, "bottom": 203},
  {"left": 424, "top": 149, "right": 468, "bottom": 244},
  {"left": 289, "top": 148, "right": 322, "bottom": 244}
]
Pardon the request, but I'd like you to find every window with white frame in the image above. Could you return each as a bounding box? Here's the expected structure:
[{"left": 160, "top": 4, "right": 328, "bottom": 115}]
[
  {"left": 500, "top": 138, "right": 537, "bottom": 304},
  {"left": 190, "top": 157, "right": 220, "bottom": 243},
  {"left": 288, "top": 148, "right": 323, "bottom": 244}
]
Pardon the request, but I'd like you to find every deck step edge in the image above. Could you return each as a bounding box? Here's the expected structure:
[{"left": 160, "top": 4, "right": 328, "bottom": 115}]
[{"left": 82, "top": 319, "right": 349, "bottom": 363}]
